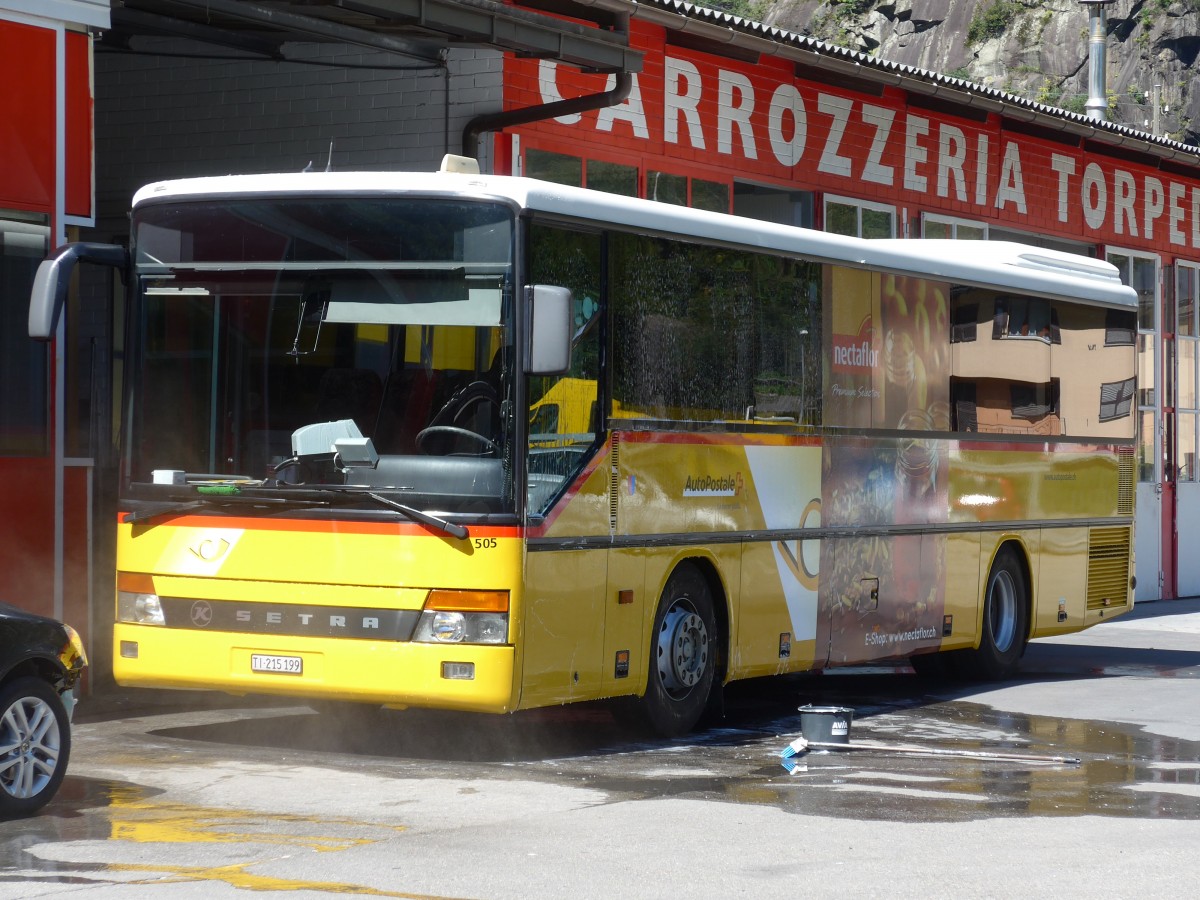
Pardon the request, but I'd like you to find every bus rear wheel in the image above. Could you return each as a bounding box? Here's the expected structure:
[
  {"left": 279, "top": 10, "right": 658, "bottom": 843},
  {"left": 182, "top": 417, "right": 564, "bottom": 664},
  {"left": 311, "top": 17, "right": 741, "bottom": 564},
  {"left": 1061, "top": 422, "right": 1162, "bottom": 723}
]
[
  {"left": 958, "top": 548, "right": 1028, "bottom": 680},
  {"left": 635, "top": 564, "right": 718, "bottom": 738}
]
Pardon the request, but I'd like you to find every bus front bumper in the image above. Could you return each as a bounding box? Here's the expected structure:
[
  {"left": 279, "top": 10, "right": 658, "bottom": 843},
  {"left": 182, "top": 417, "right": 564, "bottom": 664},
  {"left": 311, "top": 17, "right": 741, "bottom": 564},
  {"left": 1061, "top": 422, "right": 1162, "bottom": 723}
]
[{"left": 113, "top": 623, "right": 517, "bottom": 713}]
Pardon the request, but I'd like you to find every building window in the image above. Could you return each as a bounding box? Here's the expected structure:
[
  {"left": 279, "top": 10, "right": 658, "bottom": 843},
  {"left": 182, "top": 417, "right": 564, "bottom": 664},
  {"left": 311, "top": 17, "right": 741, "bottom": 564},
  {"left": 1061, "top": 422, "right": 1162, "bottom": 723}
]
[
  {"left": 922, "top": 213, "right": 987, "bottom": 240},
  {"left": 647, "top": 171, "right": 730, "bottom": 212},
  {"left": 1099, "top": 376, "right": 1136, "bottom": 423},
  {"left": 1104, "top": 308, "right": 1136, "bottom": 346},
  {"left": 951, "top": 302, "right": 979, "bottom": 343},
  {"left": 1177, "top": 262, "right": 1200, "bottom": 481},
  {"left": 992, "top": 296, "right": 1060, "bottom": 343},
  {"left": 733, "top": 183, "right": 814, "bottom": 228},
  {"left": 690, "top": 178, "right": 729, "bottom": 213},
  {"left": 823, "top": 195, "right": 895, "bottom": 238},
  {"left": 0, "top": 216, "right": 49, "bottom": 456},
  {"left": 524, "top": 148, "right": 582, "bottom": 186},
  {"left": 950, "top": 380, "right": 978, "bottom": 432},
  {"left": 1011, "top": 381, "right": 1058, "bottom": 419},
  {"left": 521, "top": 147, "right": 730, "bottom": 212},
  {"left": 1110, "top": 249, "right": 1159, "bottom": 482},
  {"left": 587, "top": 159, "right": 638, "bottom": 197},
  {"left": 1110, "top": 251, "right": 1159, "bottom": 333},
  {"left": 990, "top": 228, "right": 1095, "bottom": 257},
  {"left": 647, "top": 170, "right": 687, "bottom": 206},
  {"left": 523, "top": 149, "right": 639, "bottom": 198}
]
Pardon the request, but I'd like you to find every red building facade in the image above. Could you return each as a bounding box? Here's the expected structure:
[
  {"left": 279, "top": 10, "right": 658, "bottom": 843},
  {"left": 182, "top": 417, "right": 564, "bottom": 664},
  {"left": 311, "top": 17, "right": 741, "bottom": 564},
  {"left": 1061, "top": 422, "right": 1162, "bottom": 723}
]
[{"left": 0, "top": 1, "right": 105, "bottom": 652}]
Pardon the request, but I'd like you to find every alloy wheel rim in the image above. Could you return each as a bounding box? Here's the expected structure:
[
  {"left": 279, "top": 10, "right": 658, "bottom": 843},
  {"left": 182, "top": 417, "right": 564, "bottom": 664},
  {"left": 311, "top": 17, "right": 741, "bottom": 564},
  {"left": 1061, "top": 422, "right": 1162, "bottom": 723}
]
[{"left": 0, "top": 697, "right": 61, "bottom": 800}]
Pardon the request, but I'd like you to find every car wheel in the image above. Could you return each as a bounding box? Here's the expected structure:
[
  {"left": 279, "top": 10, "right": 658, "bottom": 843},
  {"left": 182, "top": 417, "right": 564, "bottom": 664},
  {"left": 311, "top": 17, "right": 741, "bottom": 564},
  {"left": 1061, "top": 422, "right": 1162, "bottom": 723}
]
[{"left": 0, "top": 677, "right": 71, "bottom": 819}]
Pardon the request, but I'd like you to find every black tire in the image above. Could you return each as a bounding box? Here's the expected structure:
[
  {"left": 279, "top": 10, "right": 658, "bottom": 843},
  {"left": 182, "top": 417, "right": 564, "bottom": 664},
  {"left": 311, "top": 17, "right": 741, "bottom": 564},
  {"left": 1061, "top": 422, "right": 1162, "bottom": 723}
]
[
  {"left": 957, "top": 548, "right": 1028, "bottom": 680},
  {"left": 0, "top": 677, "right": 71, "bottom": 819},
  {"left": 635, "top": 564, "right": 719, "bottom": 738}
]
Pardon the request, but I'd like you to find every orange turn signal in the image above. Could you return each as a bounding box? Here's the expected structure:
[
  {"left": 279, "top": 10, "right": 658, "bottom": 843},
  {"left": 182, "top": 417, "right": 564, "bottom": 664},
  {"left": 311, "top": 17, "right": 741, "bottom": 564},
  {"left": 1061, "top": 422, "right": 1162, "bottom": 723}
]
[
  {"left": 425, "top": 589, "right": 509, "bottom": 612},
  {"left": 117, "top": 572, "right": 156, "bottom": 594}
]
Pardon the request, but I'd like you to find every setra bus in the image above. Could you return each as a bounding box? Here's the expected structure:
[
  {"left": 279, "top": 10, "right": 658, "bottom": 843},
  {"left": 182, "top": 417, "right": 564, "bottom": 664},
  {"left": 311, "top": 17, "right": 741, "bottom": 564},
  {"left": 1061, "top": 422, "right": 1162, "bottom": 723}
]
[{"left": 31, "top": 156, "right": 1138, "bottom": 736}]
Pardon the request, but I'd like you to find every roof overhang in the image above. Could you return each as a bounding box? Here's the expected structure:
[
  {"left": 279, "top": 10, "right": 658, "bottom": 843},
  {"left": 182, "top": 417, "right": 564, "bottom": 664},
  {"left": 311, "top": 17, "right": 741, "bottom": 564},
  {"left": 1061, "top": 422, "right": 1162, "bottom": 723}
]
[{"left": 105, "top": 0, "right": 641, "bottom": 72}]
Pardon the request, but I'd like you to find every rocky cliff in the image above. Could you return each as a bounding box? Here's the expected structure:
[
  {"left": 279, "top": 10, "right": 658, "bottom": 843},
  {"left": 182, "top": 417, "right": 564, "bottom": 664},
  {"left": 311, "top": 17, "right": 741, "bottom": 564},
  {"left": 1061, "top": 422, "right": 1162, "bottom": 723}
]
[{"left": 728, "top": 0, "right": 1200, "bottom": 145}]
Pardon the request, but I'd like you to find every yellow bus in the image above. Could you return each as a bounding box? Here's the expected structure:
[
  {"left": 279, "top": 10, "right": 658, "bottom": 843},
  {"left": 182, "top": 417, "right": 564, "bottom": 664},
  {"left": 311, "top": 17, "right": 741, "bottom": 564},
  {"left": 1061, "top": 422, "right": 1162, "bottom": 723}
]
[{"left": 31, "top": 157, "right": 1138, "bottom": 736}]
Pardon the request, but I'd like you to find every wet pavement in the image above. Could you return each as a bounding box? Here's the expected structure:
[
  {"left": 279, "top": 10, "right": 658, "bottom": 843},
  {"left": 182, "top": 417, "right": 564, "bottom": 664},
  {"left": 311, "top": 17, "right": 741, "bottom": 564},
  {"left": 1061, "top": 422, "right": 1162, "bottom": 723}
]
[
  {"left": 69, "top": 675, "right": 1198, "bottom": 826},
  {"left": 3, "top": 598, "right": 1199, "bottom": 897}
]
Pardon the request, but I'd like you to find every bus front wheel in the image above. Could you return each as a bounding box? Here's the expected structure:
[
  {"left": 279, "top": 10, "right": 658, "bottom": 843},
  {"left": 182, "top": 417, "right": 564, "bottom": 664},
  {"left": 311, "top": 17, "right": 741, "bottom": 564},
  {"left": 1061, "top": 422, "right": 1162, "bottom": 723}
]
[
  {"left": 638, "top": 564, "right": 718, "bottom": 738},
  {"left": 959, "top": 548, "right": 1028, "bottom": 680}
]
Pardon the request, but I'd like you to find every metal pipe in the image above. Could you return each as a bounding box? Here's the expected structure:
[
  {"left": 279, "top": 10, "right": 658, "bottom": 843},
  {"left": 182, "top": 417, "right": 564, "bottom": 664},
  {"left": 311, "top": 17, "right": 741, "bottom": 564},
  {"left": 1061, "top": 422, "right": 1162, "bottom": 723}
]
[
  {"left": 463, "top": 71, "right": 632, "bottom": 161},
  {"left": 1081, "top": 0, "right": 1112, "bottom": 121},
  {"left": 791, "top": 737, "right": 1082, "bottom": 765},
  {"left": 463, "top": 13, "right": 632, "bottom": 161}
]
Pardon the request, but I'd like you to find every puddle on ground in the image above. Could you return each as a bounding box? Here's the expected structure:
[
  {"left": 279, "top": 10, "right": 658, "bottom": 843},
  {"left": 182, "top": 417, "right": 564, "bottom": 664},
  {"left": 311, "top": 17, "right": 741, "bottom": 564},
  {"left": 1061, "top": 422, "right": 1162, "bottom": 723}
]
[{"left": 535, "top": 691, "right": 1200, "bottom": 824}]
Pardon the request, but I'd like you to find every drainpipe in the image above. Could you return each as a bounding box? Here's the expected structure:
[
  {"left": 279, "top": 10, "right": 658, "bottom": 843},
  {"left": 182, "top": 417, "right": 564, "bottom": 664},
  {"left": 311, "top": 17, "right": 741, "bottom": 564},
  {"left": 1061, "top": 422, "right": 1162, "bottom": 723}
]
[
  {"left": 463, "top": 13, "right": 633, "bottom": 161},
  {"left": 1080, "top": 0, "right": 1112, "bottom": 121}
]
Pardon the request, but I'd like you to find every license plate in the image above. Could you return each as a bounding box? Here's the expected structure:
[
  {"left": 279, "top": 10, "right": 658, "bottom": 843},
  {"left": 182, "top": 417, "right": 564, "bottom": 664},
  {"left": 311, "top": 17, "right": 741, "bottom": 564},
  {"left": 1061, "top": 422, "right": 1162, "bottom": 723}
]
[{"left": 251, "top": 653, "right": 303, "bottom": 675}]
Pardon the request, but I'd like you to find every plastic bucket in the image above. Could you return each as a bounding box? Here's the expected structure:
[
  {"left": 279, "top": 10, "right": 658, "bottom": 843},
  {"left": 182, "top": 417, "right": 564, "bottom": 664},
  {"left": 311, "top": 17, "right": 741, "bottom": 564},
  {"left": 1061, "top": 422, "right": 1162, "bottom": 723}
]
[{"left": 798, "top": 705, "right": 854, "bottom": 744}]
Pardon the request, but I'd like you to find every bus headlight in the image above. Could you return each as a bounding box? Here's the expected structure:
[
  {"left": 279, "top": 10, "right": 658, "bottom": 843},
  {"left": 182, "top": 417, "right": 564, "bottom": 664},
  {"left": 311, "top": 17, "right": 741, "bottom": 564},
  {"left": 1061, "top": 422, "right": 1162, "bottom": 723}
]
[
  {"left": 413, "top": 610, "right": 508, "bottom": 644},
  {"left": 412, "top": 589, "right": 508, "bottom": 645},
  {"left": 117, "top": 572, "right": 165, "bottom": 625},
  {"left": 118, "top": 592, "right": 165, "bottom": 625}
]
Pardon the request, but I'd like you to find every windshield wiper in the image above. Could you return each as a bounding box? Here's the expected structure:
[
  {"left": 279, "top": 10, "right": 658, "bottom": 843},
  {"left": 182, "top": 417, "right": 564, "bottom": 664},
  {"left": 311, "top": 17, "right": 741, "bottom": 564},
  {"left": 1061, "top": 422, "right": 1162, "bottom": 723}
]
[
  {"left": 364, "top": 492, "right": 468, "bottom": 540},
  {"left": 125, "top": 483, "right": 468, "bottom": 540},
  {"left": 270, "top": 484, "right": 469, "bottom": 539},
  {"left": 124, "top": 488, "right": 332, "bottom": 526},
  {"left": 124, "top": 499, "right": 209, "bottom": 525}
]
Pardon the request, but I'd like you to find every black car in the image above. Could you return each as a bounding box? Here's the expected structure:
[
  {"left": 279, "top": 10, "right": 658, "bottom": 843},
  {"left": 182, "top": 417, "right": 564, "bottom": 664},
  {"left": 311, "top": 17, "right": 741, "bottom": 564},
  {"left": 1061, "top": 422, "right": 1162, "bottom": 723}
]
[{"left": 0, "top": 602, "right": 87, "bottom": 818}]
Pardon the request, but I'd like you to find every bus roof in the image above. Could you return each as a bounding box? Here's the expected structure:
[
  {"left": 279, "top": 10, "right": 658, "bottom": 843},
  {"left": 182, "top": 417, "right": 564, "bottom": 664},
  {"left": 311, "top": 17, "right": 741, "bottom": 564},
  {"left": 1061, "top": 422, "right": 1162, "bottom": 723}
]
[{"left": 132, "top": 170, "right": 1138, "bottom": 310}]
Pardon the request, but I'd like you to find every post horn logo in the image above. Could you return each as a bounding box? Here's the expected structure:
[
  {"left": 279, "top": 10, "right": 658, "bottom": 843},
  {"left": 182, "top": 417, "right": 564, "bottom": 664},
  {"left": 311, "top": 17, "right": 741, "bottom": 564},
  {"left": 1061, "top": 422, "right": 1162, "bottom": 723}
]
[{"left": 189, "top": 537, "right": 231, "bottom": 562}]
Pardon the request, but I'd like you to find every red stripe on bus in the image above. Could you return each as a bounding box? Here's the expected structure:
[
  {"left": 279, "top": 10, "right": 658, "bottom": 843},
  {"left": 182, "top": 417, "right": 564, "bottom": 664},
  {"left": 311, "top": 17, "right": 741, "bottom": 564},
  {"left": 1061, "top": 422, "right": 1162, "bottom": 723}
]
[
  {"left": 528, "top": 443, "right": 611, "bottom": 535},
  {"left": 116, "top": 513, "right": 523, "bottom": 538}
]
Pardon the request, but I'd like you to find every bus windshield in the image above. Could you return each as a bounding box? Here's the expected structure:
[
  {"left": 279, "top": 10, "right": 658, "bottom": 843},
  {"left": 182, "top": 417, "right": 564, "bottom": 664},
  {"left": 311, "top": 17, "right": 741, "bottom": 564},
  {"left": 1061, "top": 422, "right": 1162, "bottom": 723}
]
[{"left": 126, "top": 197, "right": 517, "bottom": 516}]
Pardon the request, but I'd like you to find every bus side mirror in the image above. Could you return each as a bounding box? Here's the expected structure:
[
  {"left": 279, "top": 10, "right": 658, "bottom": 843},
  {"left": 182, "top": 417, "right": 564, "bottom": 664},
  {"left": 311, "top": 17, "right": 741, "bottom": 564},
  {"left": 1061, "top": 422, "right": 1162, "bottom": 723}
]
[
  {"left": 525, "top": 284, "right": 572, "bottom": 375},
  {"left": 29, "top": 242, "right": 128, "bottom": 341}
]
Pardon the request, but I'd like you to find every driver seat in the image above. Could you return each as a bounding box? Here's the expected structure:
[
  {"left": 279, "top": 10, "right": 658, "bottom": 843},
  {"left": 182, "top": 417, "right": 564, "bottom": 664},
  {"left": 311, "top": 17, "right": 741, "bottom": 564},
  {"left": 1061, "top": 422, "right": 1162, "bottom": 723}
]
[{"left": 419, "top": 352, "right": 505, "bottom": 455}]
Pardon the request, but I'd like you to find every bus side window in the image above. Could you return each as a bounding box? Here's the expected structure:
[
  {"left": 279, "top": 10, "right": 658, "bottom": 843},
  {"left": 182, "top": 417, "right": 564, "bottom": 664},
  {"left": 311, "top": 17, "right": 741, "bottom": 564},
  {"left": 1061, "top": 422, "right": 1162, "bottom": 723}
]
[
  {"left": 526, "top": 224, "right": 603, "bottom": 512},
  {"left": 610, "top": 232, "right": 820, "bottom": 425}
]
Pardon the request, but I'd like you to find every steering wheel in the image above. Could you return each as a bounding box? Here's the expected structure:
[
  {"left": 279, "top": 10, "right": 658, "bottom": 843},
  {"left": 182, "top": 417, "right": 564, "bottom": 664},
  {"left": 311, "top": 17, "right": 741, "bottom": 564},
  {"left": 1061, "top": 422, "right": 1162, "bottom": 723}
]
[
  {"left": 430, "top": 381, "right": 499, "bottom": 426},
  {"left": 415, "top": 425, "right": 499, "bottom": 456}
]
